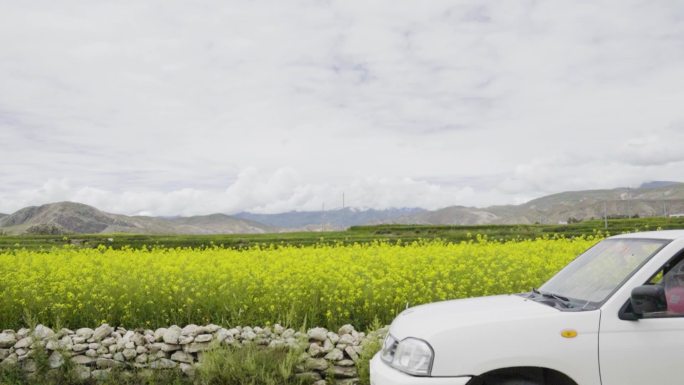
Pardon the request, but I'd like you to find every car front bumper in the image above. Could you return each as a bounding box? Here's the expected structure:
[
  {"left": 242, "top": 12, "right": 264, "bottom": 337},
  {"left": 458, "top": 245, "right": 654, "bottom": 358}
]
[{"left": 370, "top": 353, "right": 472, "bottom": 385}]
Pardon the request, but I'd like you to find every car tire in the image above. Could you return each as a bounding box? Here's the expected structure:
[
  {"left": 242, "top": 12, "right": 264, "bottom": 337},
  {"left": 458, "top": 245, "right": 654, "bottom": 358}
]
[{"left": 488, "top": 378, "right": 539, "bottom": 385}]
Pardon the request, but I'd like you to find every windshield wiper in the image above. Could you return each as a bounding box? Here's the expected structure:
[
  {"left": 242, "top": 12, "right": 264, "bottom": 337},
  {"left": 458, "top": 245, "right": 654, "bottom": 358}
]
[{"left": 532, "top": 288, "right": 572, "bottom": 308}]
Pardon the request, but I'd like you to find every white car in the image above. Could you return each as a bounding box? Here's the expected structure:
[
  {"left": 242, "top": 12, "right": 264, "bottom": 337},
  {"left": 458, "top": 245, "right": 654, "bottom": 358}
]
[{"left": 370, "top": 230, "right": 684, "bottom": 385}]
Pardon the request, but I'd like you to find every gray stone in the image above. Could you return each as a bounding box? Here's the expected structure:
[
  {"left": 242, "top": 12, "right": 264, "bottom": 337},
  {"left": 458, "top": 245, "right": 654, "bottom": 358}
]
[
  {"left": 85, "top": 349, "right": 98, "bottom": 358},
  {"left": 15, "top": 348, "right": 28, "bottom": 357},
  {"left": 1, "top": 353, "right": 18, "bottom": 367},
  {"left": 96, "top": 358, "right": 121, "bottom": 369},
  {"left": 205, "top": 324, "right": 220, "bottom": 333},
  {"left": 45, "top": 340, "right": 59, "bottom": 351},
  {"left": 74, "top": 365, "right": 91, "bottom": 380},
  {"left": 92, "top": 369, "right": 111, "bottom": 380},
  {"left": 327, "top": 332, "right": 340, "bottom": 344},
  {"left": 0, "top": 349, "right": 9, "bottom": 361},
  {"left": 309, "top": 342, "right": 324, "bottom": 357},
  {"left": 163, "top": 327, "right": 181, "bottom": 344},
  {"left": 170, "top": 351, "right": 194, "bottom": 363},
  {"left": 92, "top": 324, "right": 113, "bottom": 342},
  {"left": 101, "top": 337, "right": 116, "bottom": 347},
  {"left": 150, "top": 358, "right": 177, "bottom": 369},
  {"left": 33, "top": 325, "right": 54, "bottom": 340},
  {"left": 48, "top": 351, "right": 64, "bottom": 369},
  {"left": 308, "top": 327, "right": 328, "bottom": 342},
  {"left": 72, "top": 336, "right": 86, "bottom": 344},
  {"left": 322, "top": 339, "right": 335, "bottom": 353},
  {"left": 336, "top": 379, "right": 360, "bottom": 385},
  {"left": 344, "top": 346, "right": 359, "bottom": 362},
  {"left": 14, "top": 337, "right": 33, "bottom": 349},
  {"left": 136, "top": 345, "right": 148, "bottom": 354},
  {"left": 160, "top": 343, "right": 181, "bottom": 352},
  {"left": 181, "top": 324, "right": 199, "bottom": 336},
  {"left": 184, "top": 342, "right": 210, "bottom": 353},
  {"left": 113, "top": 352, "right": 125, "bottom": 362},
  {"left": 178, "top": 335, "right": 194, "bottom": 345},
  {"left": 122, "top": 348, "right": 137, "bottom": 360},
  {"left": 72, "top": 343, "right": 88, "bottom": 352},
  {"left": 304, "top": 357, "right": 329, "bottom": 371},
  {"left": 0, "top": 333, "right": 16, "bottom": 348},
  {"left": 338, "top": 334, "right": 354, "bottom": 345},
  {"left": 325, "top": 348, "right": 344, "bottom": 361},
  {"left": 333, "top": 365, "right": 358, "bottom": 378},
  {"left": 75, "top": 328, "right": 94, "bottom": 339},
  {"left": 194, "top": 334, "right": 212, "bottom": 343},
  {"left": 282, "top": 329, "right": 295, "bottom": 339},
  {"left": 337, "top": 359, "right": 355, "bottom": 367},
  {"left": 135, "top": 353, "right": 149, "bottom": 364},
  {"left": 88, "top": 342, "right": 100, "bottom": 350},
  {"left": 242, "top": 330, "right": 256, "bottom": 340},
  {"left": 296, "top": 372, "right": 323, "bottom": 382},
  {"left": 154, "top": 328, "right": 167, "bottom": 342},
  {"left": 17, "top": 328, "right": 29, "bottom": 338},
  {"left": 338, "top": 324, "right": 355, "bottom": 336},
  {"left": 180, "top": 363, "right": 195, "bottom": 376},
  {"left": 215, "top": 328, "right": 231, "bottom": 342},
  {"left": 71, "top": 355, "right": 95, "bottom": 366}
]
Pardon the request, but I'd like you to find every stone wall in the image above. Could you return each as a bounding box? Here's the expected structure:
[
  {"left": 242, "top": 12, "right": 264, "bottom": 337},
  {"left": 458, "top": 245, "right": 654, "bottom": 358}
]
[{"left": 0, "top": 324, "right": 386, "bottom": 384}]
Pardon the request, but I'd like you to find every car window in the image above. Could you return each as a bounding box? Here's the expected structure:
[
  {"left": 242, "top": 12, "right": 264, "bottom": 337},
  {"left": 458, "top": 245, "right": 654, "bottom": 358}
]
[{"left": 644, "top": 258, "right": 684, "bottom": 317}]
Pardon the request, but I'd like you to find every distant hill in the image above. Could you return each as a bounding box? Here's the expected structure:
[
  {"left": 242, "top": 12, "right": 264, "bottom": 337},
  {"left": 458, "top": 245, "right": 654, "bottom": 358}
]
[
  {"left": 235, "top": 207, "right": 426, "bottom": 230},
  {"left": 396, "top": 182, "right": 684, "bottom": 225},
  {"left": 0, "top": 202, "right": 274, "bottom": 235}
]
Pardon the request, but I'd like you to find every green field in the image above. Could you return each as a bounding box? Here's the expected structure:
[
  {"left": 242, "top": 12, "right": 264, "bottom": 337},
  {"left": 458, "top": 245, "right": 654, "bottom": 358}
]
[{"left": 1, "top": 216, "right": 683, "bottom": 251}]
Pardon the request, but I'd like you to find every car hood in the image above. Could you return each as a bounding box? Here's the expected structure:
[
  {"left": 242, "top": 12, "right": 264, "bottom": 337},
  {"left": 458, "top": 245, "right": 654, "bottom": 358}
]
[{"left": 389, "top": 294, "right": 559, "bottom": 340}]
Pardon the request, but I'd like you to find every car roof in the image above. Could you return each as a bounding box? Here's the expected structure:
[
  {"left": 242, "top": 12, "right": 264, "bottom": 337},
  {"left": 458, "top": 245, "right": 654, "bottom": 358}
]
[{"left": 610, "top": 230, "right": 684, "bottom": 240}]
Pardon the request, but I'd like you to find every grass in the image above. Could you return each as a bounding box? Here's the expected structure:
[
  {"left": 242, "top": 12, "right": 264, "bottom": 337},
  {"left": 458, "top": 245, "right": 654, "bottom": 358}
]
[{"left": 2, "top": 215, "right": 683, "bottom": 251}]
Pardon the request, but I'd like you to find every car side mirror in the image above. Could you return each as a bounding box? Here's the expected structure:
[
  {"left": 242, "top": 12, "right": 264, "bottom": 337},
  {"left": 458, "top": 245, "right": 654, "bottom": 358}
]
[{"left": 630, "top": 285, "right": 667, "bottom": 317}]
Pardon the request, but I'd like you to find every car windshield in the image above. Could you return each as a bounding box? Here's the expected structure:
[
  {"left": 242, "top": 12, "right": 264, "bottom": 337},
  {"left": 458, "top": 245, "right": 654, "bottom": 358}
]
[{"left": 538, "top": 238, "right": 669, "bottom": 310}]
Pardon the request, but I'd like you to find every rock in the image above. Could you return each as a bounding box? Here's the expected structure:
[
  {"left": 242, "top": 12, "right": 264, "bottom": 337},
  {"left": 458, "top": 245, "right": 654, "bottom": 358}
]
[
  {"left": 338, "top": 334, "right": 354, "bottom": 345},
  {"left": 74, "top": 365, "right": 91, "bottom": 380},
  {"left": 170, "top": 351, "right": 194, "bottom": 363},
  {"left": 333, "top": 365, "right": 358, "bottom": 378},
  {"left": 184, "top": 342, "right": 210, "bottom": 353},
  {"left": 150, "top": 358, "right": 177, "bottom": 369},
  {"left": 96, "top": 358, "right": 121, "bottom": 369},
  {"left": 88, "top": 343, "right": 100, "bottom": 350},
  {"left": 309, "top": 343, "right": 324, "bottom": 357},
  {"left": 136, "top": 345, "right": 148, "bottom": 354},
  {"left": 163, "top": 327, "right": 181, "bottom": 344},
  {"left": 282, "top": 329, "right": 295, "bottom": 339},
  {"left": 338, "top": 324, "right": 355, "bottom": 336},
  {"left": 0, "top": 349, "right": 9, "bottom": 361},
  {"left": 33, "top": 325, "right": 54, "bottom": 340},
  {"left": 45, "top": 340, "right": 59, "bottom": 350},
  {"left": 17, "top": 328, "right": 29, "bottom": 339},
  {"left": 113, "top": 352, "right": 125, "bottom": 362},
  {"left": 15, "top": 348, "right": 28, "bottom": 357},
  {"left": 135, "top": 353, "right": 149, "bottom": 364},
  {"left": 313, "top": 380, "right": 327, "bottom": 385},
  {"left": 92, "top": 324, "right": 113, "bottom": 342},
  {"left": 0, "top": 333, "right": 16, "bottom": 349},
  {"left": 71, "top": 355, "right": 95, "bottom": 366},
  {"left": 344, "top": 346, "right": 359, "bottom": 362},
  {"left": 308, "top": 328, "right": 328, "bottom": 342},
  {"left": 215, "top": 328, "right": 231, "bottom": 342},
  {"left": 242, "top": 330, "right": 256, "bottom": 341},
  {"left": 131, "top": 333, "right": 145, "bottom": 346},
  {"left": 22, "top": 359, "right": 36, "bottom": 373},
  {"left": 296, "top": 372, "right": 323, "bottom": 382},
  {"left": 48, "top": 351, "right": 64, "bottom": 368},
  {"left": 327, "top": 332, "right": 340, "bottom": 344},
  {"left": 92, "top": 369, "right": 110, "bottom": 380},
  {"left": 86, "top": 349, "right": 98, "bottom": 358},
  {"left": 337, "top": 359, "right": 355, "bottom": 367},
  {"left": 72, "top": 343, "right": 88, "bottom": 352},
  {"left": 322, "top": 339, "right": 335, "bottom": 353},
  {"left": 205, "top": 324, "right": 220, "bottom": 333},
  {"left": 304, "top": 357, "right": 329, "bottom": 371},
  {"left": 101, "top": 337, "right": 116, "bottom": 347},
  {"left": 181, "top": 324, "right": 199, "bottom": 336},
  {"left": 14, "top": 337, "right": 33, "bottom": 349},
  {"left": 1, "top": 353, "right": 18, "bottom": 367},
  {"left": 336, "top": 379, "right": 360, "bottom": 385},
  {"left": 180, "top": 363, "right": 195, "bottom": 376},
  {"left": 154, "top": 328, "right": 167, "bottom": 342},
  {"left": 72, "top": 336, "right": 86, "bottom": 344},
  {"left": 76, "top": 328, "right": 94, "bottom": 339},
  {"left": 194, "top": 334, "right": 212, "bottom": 343},
  {"left": 273, "top": 324, "right": 285, "bottom": 334},
  {"left": 160, "top": 343, "right": 181, "bottom": 352},
  {"left": 178, "top": 335, "right": 194, "bottom": 345},
  {"left": 124, "top": 341, "right": 135, "bottom": 350},
  {"left": 122, "top": 348, "right": 137, "bottom": 360},
  {"left": 325, "top": 348, "right": 344, "bottom": 361}
]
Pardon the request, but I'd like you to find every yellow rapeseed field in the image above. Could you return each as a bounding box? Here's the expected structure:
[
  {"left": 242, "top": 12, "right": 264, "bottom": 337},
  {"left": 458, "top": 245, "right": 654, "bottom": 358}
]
[{"left": 0, "top": 236, "right": 599, "bottom": 330}]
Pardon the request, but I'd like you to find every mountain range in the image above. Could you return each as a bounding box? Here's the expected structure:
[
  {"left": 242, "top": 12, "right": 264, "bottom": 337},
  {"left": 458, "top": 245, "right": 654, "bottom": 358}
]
[{"left": 2, "top": 181, "right": 684, "bottom": 235}]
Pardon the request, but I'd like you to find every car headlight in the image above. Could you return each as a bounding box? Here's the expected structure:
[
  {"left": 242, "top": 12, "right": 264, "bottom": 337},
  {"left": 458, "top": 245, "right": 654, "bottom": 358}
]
[{"left": 380, "top": 335, "right": 434, "bottom": 376}]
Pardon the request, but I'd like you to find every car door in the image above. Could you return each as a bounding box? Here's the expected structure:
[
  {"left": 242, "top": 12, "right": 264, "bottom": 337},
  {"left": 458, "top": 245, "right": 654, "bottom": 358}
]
[{"left": 599, "top": 257, "right": 684, "bottom": 385}]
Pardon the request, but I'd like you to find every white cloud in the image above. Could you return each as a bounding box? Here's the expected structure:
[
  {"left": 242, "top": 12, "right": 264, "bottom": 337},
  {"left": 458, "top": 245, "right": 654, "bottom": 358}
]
[{"left": 2, "top": 0, "right": 684, "bottom": 214}]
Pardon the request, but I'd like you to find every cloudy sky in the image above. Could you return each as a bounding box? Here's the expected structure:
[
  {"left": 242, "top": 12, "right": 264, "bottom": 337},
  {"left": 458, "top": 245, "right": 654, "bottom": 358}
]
[{"left": 1, "top": 0, "right": 684, "bottom": 215}]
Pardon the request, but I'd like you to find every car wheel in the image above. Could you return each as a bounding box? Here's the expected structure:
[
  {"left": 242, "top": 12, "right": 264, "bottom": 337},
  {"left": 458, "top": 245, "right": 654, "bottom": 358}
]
[{"left": 486, "top": 378, "right": 539, "bottom": 385}]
